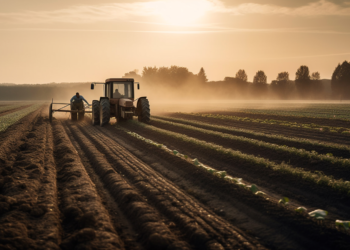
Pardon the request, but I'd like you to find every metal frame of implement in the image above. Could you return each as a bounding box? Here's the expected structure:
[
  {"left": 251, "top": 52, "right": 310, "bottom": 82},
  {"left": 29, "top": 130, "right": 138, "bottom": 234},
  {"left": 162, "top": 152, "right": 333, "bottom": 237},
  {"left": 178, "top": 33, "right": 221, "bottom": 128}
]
[{"left": 49, "top": 99, "right": 92, "bottom": 123}]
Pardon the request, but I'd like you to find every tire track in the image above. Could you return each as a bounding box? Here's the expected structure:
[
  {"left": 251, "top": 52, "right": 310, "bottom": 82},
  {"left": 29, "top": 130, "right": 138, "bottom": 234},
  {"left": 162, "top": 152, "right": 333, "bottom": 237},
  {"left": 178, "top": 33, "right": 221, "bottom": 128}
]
[{"left": 66, "top": 120, "right": 263, "bottom": 250}]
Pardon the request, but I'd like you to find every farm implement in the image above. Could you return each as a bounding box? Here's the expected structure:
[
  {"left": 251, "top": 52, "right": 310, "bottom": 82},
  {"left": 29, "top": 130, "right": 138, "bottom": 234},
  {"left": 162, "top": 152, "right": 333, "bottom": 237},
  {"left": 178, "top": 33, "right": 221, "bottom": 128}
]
[{"left": 49, "top": 100, "right": 92, "bottom": 123}]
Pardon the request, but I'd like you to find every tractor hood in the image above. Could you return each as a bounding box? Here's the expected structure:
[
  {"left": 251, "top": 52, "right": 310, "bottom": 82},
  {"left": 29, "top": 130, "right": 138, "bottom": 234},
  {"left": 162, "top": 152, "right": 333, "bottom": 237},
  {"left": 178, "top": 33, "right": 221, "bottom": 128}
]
[{"left": 119, "top": 98, "right": 134, "bottom": 108}]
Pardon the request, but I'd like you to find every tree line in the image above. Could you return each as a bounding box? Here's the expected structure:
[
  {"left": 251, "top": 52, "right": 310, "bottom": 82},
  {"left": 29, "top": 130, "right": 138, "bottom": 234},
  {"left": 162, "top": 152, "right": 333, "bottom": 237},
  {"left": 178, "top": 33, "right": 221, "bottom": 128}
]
[
  {"left": 0, "top": 61, "right": 349, "bottom": 100},
  {"left": 122, "top": 61, "right": 349, "bottom": 99}
]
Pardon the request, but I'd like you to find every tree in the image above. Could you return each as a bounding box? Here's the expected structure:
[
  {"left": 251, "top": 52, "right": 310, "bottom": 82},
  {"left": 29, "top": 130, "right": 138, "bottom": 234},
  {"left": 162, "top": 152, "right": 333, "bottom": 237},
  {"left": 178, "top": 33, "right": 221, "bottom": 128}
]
[
  {"left": 142, "top": 66, "right": 158, "bottom": 84},
  {"left": 331, "top": 61, "right": 350, "bottom": 99},
  {"left": 295, "top": 65, "right": 310, "bottom": 96},
  {"left": 276, "top": 72, "right": 289, "bottom": 82},
  {"left": 311, "top": 72, "right": 320, "bottom": 80},
  {"left": 123, "top": 69, "right": 142, "bottom": 81},
  {"left": 251, "top": 70, "right": 268, "bottom": 99},
  {"left": 253, "top": 70, "right": 267, "bottom": 84},
  {"left": 271, "top": 72, "right": 293, "bottom": 99},
  {"left": 197, "top": 67, "right": 208, "bottom": 83},
  {"left": 235, "top": 69, "right": 248, "bottom": 82},
  {"left": 295, "top": 65, "right": 310, "bottom": 82}
]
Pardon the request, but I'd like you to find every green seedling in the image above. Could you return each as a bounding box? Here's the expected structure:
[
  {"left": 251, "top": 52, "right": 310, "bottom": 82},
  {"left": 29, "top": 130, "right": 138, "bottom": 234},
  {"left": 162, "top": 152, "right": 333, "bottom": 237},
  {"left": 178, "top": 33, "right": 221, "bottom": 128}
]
[
  {"left": 216, "top": 171, "right": 226, "bottom": 178},
  {"left": 255, "top": 191, "right": 266, "bottom": 196},
  {"left": 279, "top": 197, "right": 289, "bottom": 206},
  {"left": 192, "top": 158, "right": 200, "bottom": 166},
  {"left": 335, "top": 220, "right": 350, "bottom": 230},
  {"left": 249, "top": 184, "right": 258, "bottom": 194},
  {"left": 295, "top": 207, "right": 307, "bottom": 213},
  {"left": 238, "top": 183, "right": 246, "bottom": 188},
  {"left": 309, "top": 209, "right": 328, "bottom": 220}
]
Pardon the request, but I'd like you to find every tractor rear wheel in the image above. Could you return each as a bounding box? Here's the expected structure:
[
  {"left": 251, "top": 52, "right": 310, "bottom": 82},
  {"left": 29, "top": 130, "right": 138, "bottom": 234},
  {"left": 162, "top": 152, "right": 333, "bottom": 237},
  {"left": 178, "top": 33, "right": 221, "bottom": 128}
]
[
  {"left": 138, "top": 98, "right": 150, "bottom": 123},
  {"left": 99, "top": 99, "right": 110, "bottom": 126},
  {"left": 92, "top": 100, "right": 100, "bottom": 125}
]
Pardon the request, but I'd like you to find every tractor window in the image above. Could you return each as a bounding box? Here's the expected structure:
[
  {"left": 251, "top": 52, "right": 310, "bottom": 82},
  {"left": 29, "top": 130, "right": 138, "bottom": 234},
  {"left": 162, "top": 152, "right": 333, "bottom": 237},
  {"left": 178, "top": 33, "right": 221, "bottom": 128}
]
[{"left": 112, "top": 82, "right": 133, "bottom": 99}]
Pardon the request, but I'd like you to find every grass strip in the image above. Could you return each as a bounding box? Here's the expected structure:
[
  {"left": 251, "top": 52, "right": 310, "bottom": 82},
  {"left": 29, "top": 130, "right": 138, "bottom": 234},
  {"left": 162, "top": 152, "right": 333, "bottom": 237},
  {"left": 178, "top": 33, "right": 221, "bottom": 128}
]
[
  {"left": 0, "top": 104, "right": 42, "bottom": 132},
  {"left": 152, "top": 117, "right": 350, "bottom": 169},
  {"left": 127, "top": 120, "right": 350, "bottom": 196},
  {"left": 183, "top": 112, "right": 350, "bottom": 134},
  {"left": 156, "top": 115, "right": 350, "bottom": 152}
]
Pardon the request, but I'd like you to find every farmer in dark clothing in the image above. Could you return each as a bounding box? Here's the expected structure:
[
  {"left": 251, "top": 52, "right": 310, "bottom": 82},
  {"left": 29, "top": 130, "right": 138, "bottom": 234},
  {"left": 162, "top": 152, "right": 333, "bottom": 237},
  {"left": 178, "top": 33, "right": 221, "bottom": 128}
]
[
  {"left": 70, "top": 92, "right": 90, "bottom": 120},
  {"left": 70, "top": 92, "right": 89, "bottom": 108}
]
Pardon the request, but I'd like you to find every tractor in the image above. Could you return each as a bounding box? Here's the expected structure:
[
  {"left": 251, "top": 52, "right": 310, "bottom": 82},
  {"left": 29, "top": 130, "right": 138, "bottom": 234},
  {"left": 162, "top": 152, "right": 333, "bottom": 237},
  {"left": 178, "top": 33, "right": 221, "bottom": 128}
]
[{"left": 90, "top": 78, "right": 150, "bottom": 126}]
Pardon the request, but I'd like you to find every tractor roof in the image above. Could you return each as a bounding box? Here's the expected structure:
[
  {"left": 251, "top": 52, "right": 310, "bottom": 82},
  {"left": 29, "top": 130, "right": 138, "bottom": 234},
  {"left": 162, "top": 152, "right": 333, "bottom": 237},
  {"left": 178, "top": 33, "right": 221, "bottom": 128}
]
[{"left": 105, "top": 78, "right": 134, "bottom": 83}]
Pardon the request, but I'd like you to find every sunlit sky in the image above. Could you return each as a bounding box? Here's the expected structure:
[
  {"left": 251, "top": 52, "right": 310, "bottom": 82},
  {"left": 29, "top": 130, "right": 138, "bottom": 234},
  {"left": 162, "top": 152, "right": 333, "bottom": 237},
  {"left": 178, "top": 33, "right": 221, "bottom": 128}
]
[{"left": 1, "top": 0, "right": 350, "bottom": 83}]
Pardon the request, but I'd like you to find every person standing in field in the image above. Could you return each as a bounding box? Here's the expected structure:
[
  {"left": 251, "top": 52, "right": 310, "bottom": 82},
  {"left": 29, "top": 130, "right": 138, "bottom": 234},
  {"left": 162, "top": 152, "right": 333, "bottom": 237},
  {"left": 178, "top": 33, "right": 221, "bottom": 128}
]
[
  {"left": 70, "top": 92, "right": 90, "bottom": 121},
  {"left": 70, "top": 92, "right": 90, "bottom": 108}
]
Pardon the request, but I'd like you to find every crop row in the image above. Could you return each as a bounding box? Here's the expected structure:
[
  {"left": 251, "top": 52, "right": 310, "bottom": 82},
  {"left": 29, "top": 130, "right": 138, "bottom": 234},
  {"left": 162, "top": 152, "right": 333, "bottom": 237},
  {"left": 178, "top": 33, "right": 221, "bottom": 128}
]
[
  {"left": 184, "top": 113, "right": 350, "bottom": 134},
  {"left": 123, "top": 129, "right": 343, "bottom": 223},
  {"left": 0, "top": 104, "right": 23, "bottom": 114},
  {"left": 156, "top": 115, "right": 350, "bottom": 153},
  {"left": 153, "top": 117, "right": 350, "bottom": 171},
  {"left": 125, "top": 121, "right": 350, "bottom": 195},
  {"left": 0, "top": 104, "right": 42, "bottom": 132},
  {"left": 117, "top": 124, "right": 350, "bottom": 248},
  {"left": 233, "top": 106, "right": 350, "bottom": 120}
]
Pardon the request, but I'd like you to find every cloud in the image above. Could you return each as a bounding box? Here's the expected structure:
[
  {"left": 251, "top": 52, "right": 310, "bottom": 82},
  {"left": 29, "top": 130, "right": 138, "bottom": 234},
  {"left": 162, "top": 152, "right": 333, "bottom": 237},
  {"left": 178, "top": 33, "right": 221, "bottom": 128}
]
[
  {"left": 220, "top": 0, "right": 350, "bottom": 16},
  {"left": 0, "top": 0, "right": 349, "bottom": 24}
]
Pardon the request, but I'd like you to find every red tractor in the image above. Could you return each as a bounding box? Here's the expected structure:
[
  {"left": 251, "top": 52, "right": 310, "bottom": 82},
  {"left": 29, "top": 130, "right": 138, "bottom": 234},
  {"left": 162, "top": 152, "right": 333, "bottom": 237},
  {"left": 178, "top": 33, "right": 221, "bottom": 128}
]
[{"left": 91, "top": 78, "right": 150, "bottom": 126}]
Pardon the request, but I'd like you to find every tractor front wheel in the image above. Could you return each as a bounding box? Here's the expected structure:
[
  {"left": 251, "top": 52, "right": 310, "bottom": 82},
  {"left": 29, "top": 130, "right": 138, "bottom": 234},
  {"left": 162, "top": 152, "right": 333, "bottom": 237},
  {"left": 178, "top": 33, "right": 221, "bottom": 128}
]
[
  {"left": 99, "top": 99, "right": 110, "bottom": 126},
  {"left": 138, "top": 98, "right": 150, "bottom": 123},
  {"left": 92, "top": 100, "right": 100, "bottom": 125}
]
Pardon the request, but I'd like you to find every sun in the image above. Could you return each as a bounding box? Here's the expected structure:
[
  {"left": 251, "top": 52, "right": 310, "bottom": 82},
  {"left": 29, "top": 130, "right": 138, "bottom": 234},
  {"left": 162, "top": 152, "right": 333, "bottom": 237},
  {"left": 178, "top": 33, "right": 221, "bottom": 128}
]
[{"left": 155, "top": 0, "right": 211, "bottom": 26}]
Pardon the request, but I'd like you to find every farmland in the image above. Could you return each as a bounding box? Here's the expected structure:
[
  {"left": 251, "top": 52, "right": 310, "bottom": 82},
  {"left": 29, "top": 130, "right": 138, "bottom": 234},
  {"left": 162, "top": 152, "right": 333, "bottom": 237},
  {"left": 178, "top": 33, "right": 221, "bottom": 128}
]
[{"left": 1, "top": 102, "right": 350, "bottom": 250}]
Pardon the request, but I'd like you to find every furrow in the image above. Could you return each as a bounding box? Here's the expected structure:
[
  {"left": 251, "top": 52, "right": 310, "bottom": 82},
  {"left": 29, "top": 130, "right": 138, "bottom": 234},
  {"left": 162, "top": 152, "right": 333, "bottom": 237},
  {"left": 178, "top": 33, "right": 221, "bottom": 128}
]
[
  {"left": 169, "top": 113, "right": 350, "bottom": 146},
  {"left": 73, "top": 121, "right": 262, "bottom": 250},
  {"left": 156, "top": 115, "right": 350, "bottom": 158},
  {"left": 65, "top": 122, "right": 193, "bottom": 250},
  {"left": 105, "top": 122, "right": 350, "bottom": 250},
  {"left": 151, "top": 117, "right": 350, "bottom": 181},
  {"left": 0, "top": 109, "right": 61, "bottom": 249},
  {"left": 52, "top": 121, "right": 123, "bottom": 249},
  {"left": 122, "top": 121, "right": 350, "bottom": 220}
]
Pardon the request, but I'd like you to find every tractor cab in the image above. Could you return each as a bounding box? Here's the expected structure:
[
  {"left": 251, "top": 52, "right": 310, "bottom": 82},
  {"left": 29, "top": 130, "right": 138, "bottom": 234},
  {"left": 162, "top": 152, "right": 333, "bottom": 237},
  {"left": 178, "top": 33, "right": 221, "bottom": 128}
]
[
  {"left": 104, "top": 78, "right": 137, "bottom": 100},
  {"left": 90, "top": 78, "right": 150, "bottom": 126}
]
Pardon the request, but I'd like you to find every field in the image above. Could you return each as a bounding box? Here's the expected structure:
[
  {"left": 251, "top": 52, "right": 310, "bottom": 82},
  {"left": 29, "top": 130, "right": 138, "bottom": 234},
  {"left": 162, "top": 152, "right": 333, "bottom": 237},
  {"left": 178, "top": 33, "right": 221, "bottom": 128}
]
[{"left": 1, "top": 102, "right": 350, "bottom": 250}]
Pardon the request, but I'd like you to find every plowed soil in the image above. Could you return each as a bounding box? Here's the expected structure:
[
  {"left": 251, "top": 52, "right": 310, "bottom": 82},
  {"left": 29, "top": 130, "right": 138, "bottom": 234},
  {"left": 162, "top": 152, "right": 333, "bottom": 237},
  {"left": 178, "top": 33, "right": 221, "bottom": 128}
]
[{"left": 1, "top": 106, "right": 350, "bottom": 250}]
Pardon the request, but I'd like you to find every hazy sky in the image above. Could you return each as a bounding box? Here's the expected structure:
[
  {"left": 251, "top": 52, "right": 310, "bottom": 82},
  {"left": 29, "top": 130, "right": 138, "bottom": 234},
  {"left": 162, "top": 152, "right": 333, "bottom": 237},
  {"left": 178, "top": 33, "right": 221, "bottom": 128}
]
[{"left": 1, "top": 0, "right": 350, "bottom": 83}]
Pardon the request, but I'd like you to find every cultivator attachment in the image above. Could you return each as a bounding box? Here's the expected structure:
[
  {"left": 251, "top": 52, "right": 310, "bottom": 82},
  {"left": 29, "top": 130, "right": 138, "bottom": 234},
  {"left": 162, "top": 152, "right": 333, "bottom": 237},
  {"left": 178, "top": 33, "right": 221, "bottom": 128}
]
[{"left": 49, "top": 99, "right": 92, "bottom": 123}]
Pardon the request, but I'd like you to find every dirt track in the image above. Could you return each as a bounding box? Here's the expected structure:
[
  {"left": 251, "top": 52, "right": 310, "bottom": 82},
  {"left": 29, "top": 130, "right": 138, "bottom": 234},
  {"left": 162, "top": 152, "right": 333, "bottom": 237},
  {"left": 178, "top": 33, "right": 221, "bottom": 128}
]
[{"left": 1, "top": 106, "right": 350, "bottom": 250}]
